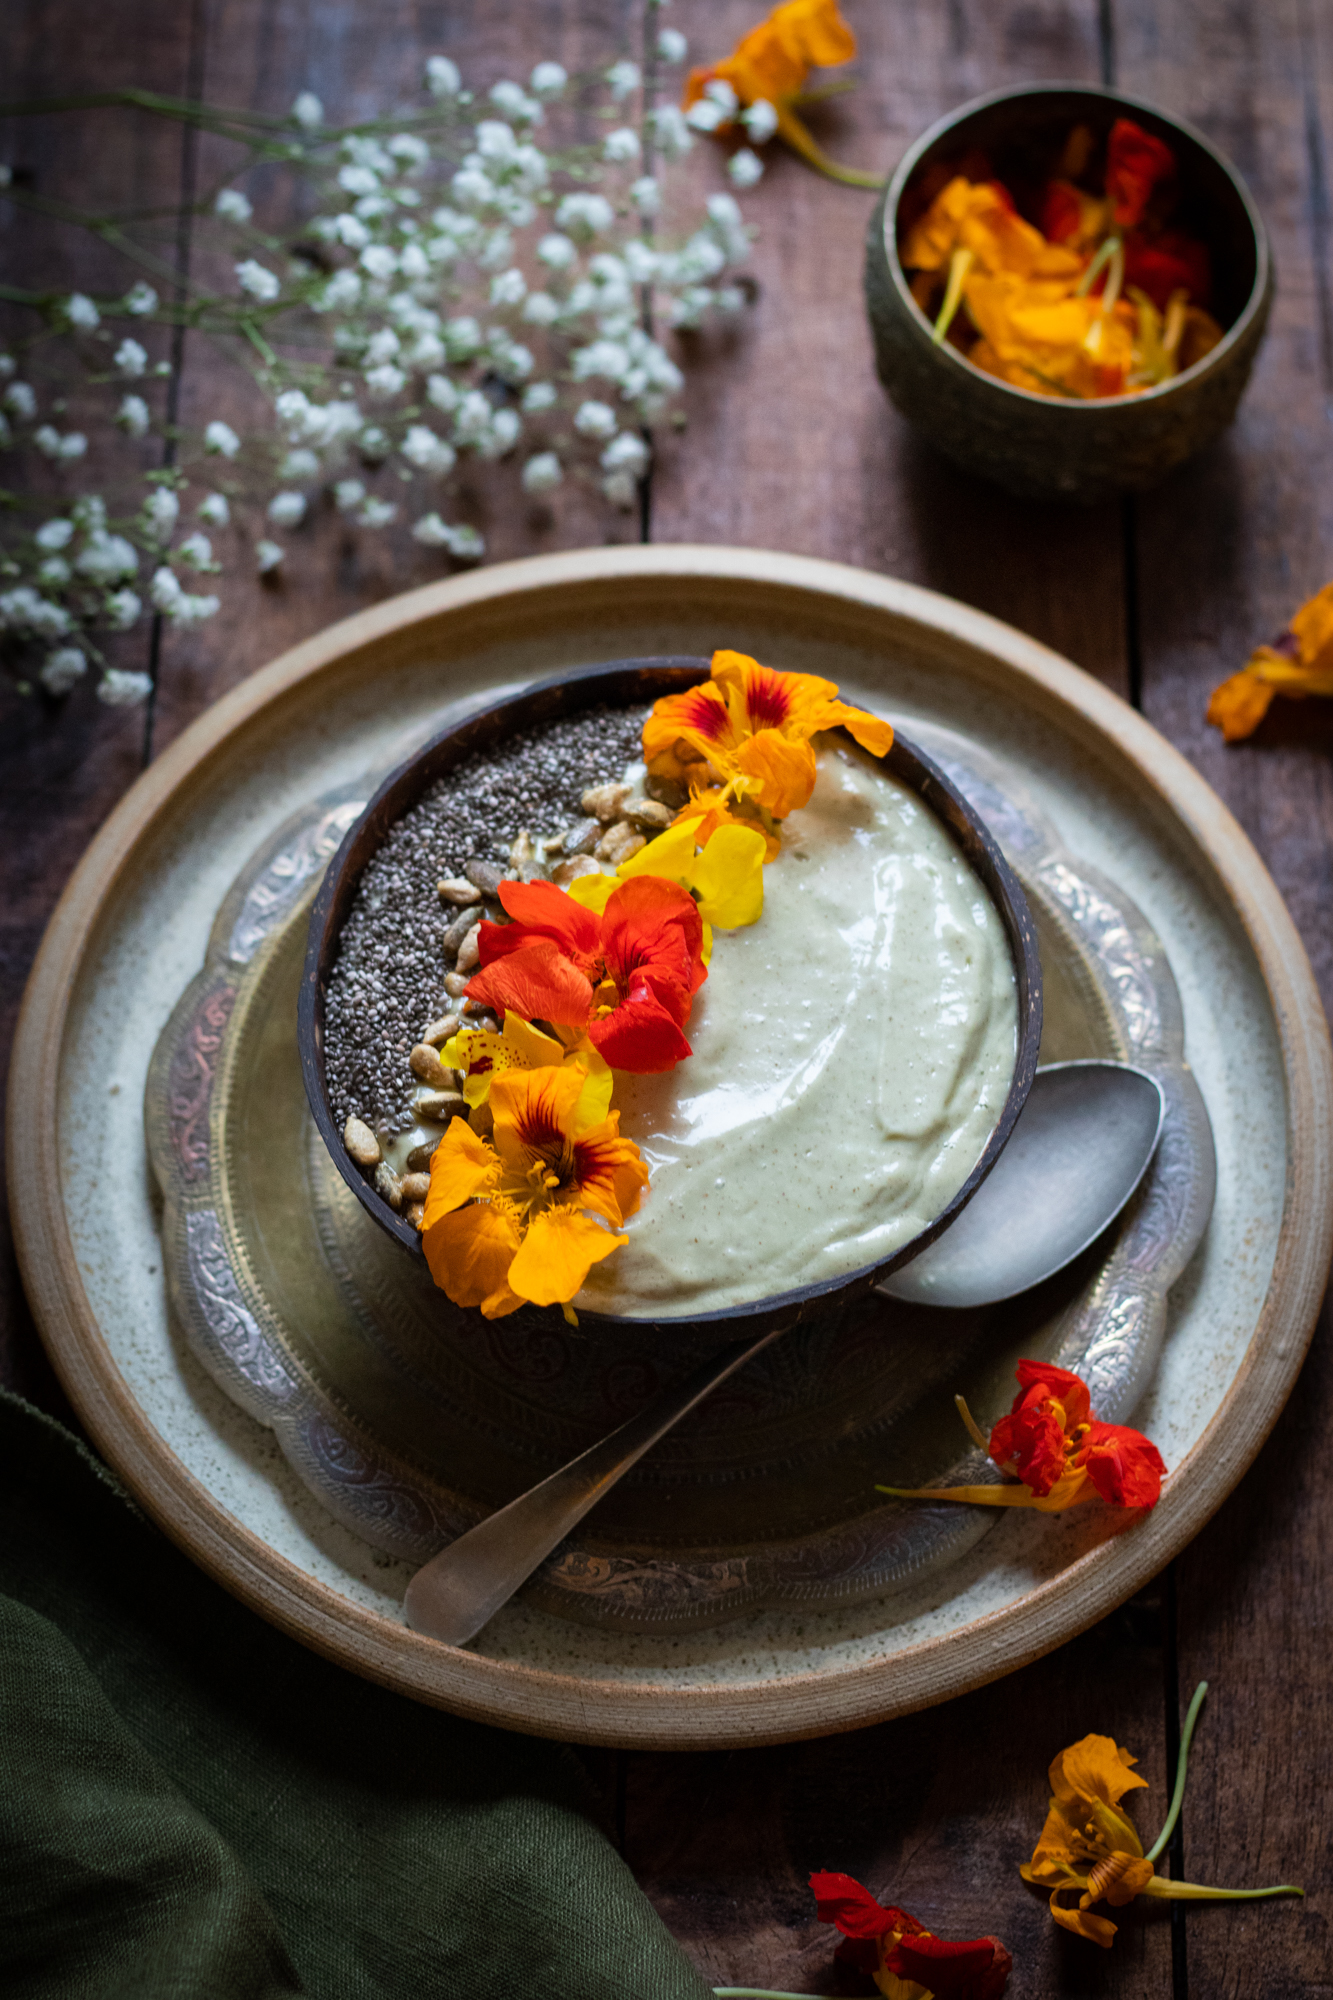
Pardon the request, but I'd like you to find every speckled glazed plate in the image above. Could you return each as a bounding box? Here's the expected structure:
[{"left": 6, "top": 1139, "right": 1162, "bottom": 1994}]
[
  {"left": 143, "top": 736, "right": 1213, "bottom": 1636},
  {"left": 11, "top": 548, "right": 1332, "bottom": 1748}
]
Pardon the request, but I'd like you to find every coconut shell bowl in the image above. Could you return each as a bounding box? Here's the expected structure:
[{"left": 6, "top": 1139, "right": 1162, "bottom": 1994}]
[
  {"left": 299, "top": 656, "right": 1042, "bottom": 1350},
  {"left": 863, "top": 83, "right": 1273, "bottom": 502}
]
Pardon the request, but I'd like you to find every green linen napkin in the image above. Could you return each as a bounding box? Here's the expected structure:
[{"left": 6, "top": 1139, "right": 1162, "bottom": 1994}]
[{"left": 0, "top": 1389, "right": 713, "bottom": 2000}]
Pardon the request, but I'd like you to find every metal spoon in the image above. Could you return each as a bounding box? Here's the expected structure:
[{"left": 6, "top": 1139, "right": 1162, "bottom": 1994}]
[{"left": 404, "top": 1059, "right": 1165, "bottom": 1647}]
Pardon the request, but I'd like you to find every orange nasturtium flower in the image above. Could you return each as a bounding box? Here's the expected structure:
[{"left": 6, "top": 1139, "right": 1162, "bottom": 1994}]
[
  {"left": 1023, "top": 1725, "right": 1303, "bottom": 1948},
  {"left": 1207, "top": 579, "right": 1333, "bottom": 741},
  {"left": 643, "top": 649, "right": 894, "bottom": 841},
  {"left": 878, "top": 1359, "right": 1166, "bottom": 1512},
  {"left": 420, "top": 1063, "right": 648, "bottom": 1320},
  {"left": 810, "top": 1871, "right": 1012, "bottom": 1998},
  {"left": 683, "top": 0, "right": 882, "bottom": 189},
  {"left": 465, "top": 874, "right": 706, "bottom": 1073}
]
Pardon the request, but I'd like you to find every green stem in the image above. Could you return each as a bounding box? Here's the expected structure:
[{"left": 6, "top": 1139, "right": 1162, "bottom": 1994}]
[
  {"left": 931, "top": 246, "right": 974, "bottom": 345},
  {"left": 239, "top": 317, "right": 277, "bottom": 365},
  {"left": 1145, "top": 1878, "right": 1304, "bottom": 1903},
  {"left": 1145, "top": 1679, "right": 1208, "bottom": 1865},
  {"left": 955, "top": 1392, "right": 989, "bottom": 1451},
  {"left": 775, "top": 106, "right": 884, "bottom": 188},
  {"left": 1075, "top": 233, "right": 1121, "bottom": 298}
]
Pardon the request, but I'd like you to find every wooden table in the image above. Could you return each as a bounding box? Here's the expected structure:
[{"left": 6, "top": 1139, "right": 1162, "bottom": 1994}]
[{"left": 2, "top": 4, "right": 1328, "bottom": 1994}]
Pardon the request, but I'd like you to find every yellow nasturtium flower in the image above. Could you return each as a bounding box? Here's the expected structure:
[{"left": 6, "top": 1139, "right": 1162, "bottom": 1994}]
[
  {"left": 441, "top": 1011, "right": 612, "bottom": 1123},
  {"left": 1208, "top": 579, "right": 1333, "bottom": 741},
  {"left": 567, "top": 818, "right": 767, "bottom": 964}
]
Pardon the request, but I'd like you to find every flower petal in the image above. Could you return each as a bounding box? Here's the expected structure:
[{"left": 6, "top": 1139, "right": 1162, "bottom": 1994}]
[
  {"left": 570, "top": 1112, "right": 651, "bottom": 1225},
  {"left": 489, "top": 1063, "right": 585, "bottom": 1179},
  {"left": 1048, "top": 1891, "right": 1118, "bottom": 1948},
  {"left": 891, "top": 1930, "right": 1012, "bottom": 2000},
  {"left": 688, "top": 821, "right": 767, "bottom": 927},
  {"left": 495, "top": 876, "right": 602, "bottom": 960},
  {"left": 1051, "top": 1734, "right": 1149, "bottom": 1814},
  {"left": 467, "top": 938, "right": 595, "bottom": 1026},
  {"left": 588, "top": 980, "right": 694, "bottom": 1071},
  {"left": 733, "top": 726, "right": 818, "bottom": 817},
  {"left": 506, "top": 1205, "right": 626, "bottom": 1306},
  {"left": 421, "top": 1200, "right": 523, "bottom": 1315},
  {"left": 1075, "top": 1421, "right": 1166, "bottom": 1508},
  {"left": 601, "top": 873, "right": 707, "bottom": 1010},
  {"left": 422, "top": 1118, "right": 502, "bottom": 1221},
  {"left": 808, "top": 1871, "right": 901, "bottom": 1939}
]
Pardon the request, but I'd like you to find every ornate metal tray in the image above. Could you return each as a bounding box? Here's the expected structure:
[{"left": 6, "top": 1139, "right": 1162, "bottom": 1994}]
[{"left": 146, "top": 722, "right": 1214, "bottom": 1635}]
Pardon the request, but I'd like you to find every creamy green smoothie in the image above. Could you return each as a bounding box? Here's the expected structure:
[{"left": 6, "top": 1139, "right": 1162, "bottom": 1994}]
[{"left": 577, "top": 741, "right": 1018, "bottom": 1315}]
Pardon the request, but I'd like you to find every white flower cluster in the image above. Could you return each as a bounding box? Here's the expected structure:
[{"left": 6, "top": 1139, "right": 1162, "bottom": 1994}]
[{"left": 1, "top": 22, "right": 754, "bottom": 708}]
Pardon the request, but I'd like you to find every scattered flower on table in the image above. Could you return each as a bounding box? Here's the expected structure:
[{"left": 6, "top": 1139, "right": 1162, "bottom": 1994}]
[
  {"left": 1023, "top": 1697, "right": 1303, "bottom": 1948},
  {"left": 901, "top": 118, "right": 1222, "bottom": 399},
  {"left": 0, "top": 8, "right": 757, "bottom": 710},
  {"left": 684, "top": 0, "right": 882, "bottom": 188},
  {"left": 877, "top": 1359, "right": 1166, "bottom": 1512},
  {"left": 810, "top": 1869, "right": 1012, "bottom": 1997},
  {"left": 1207, "top": 578, "right": 1333, "bottom": 739}
]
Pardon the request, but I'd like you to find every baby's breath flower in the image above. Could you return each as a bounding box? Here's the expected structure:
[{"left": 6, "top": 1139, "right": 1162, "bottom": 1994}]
[
  {"left": 405, "top": 329, "right": 445, "bottom": 368},
  {"left": 35, "top": 426, "right": 87, "bottom": 460},
  {"left": 76, "top": 530, "right": 139, "bottom": 583},
  {"left": 572, "top": 338, "right": 630, "bottom": 385},
  {"left": 313, "top": 269, "right": 362, "bottom": 313},
  {"left": 729, "top": 148, "right": 764, "bottom": 188},
  {"left": 399, "top": 242, "right": 431, "bottom": 281},
  {"left": 144, "top": 488, "right": 180, "bottom": 541},
  {"left": 358, "top": 424, "right": 390, "bottom": 460},
  {"left": 554, "top": 192, "right": 615, "bottom": 241},
  {"left": 365, "top": 327, "right": 402, "bottom": 364},
  {"left": 425, "top": 54, "right": 460, "bottom": 98},
  {"left": 401, "top": 423, "right": 457, "bottom": 475},
  {"left": 364, "top": 361, "right": 407, "bottom": 399},
  {"left": 606, "top": 59, "right": 641, "bottom": 100},
  {"left": 205, "top": 418, "right": 242, "bottom": 457},
  {"left": 98, "top": 668, "right": 153, "bottom": 706},
  {"left": 38, "top": 556, "right": 71, "bottom": 587},
  {"left": 648, "top": 104, "right": 692, "bottom": 159},
  {"left": 35, "top": 519, "right": 75, "bottom": 552},
  {"left": 236, "top": 258, "right": 281, "bottom": 301},
  {"left": 705, "top": 78, "right": 740, "bottom": 113},
  {"left": 64, "top": 292, "right": 100, "bottom": 330},
  {"left": 0, "top": 354, "right": 13, "bottom": 378},
  {"left": 706, "top": 190, "right": 752, "bottom": 263},
  {"left": 332, "top": 213, "right": 371, "bottom": 250},
  {"left": 490, "top": 266, "right": 527, "bottom": 306},
  {"left": 105, "top": 587, "right": 142, "bottom": 629},
  {"left": 574, "top": 398, "right": 618, "bottom": 441},
  {"left": 603, "top": 126, "right": 641, "bottom": 163},
  {"left": 0, "top": 586, "right": 74, "bottom": 637},
  {"left": 478, "top": 226, "right": 514, "bottom": 269},
  {"left": 529, "top": 61, "right": 567, "bottom": 100},
  {"left": 114, "top": 337, "right": 148, "bottom": 377},
  {"left": 442, "top": 315, "right": 482, "bottom": 360},
  {"left": 715, "top": 284, "right": 748, "bottom": 314},
  {"left": 388, "top": 133, "right": 430, "bottom": 169},
  {"left": 267, "top": 490, "right": 306, "bottom": 527},
  {"left": 358, "top": 497, "right": 397, "bottom": 527},
  {"left": 742, "top": 98, "right": 779, "bottom": 144},
  {"left": 623, "top": 239, "right": 660, "bottom": 282},
  {"left": 333, "top": 478, "right": 366, "bottom": 512},
  {"left": 425, "top": 374, "right": 459, "bottom": 415},
  {"left": 360, "top": 244, "right": 398, "bottom": 282},
  {"left": 521, "top": 291, "right": 559, "bottom": 327},
  {"left": 536, "top": 231, "right": 577, "bottom": 271},
  {"left": 339, "top": 163, "right": 380, "bottom": 198},
  {"left": 177, "top": 530, "right": 216, "bottom": 570},
  {"left": 601, "top": 430, "right": 650, "bottom": 477},
  {"left": 521, "top": 381, "right": 557, "bottom": 413},
  {"left": 658, "top": 26, "right": 688, "bottom": 62},
  {"left": 117, "top": 393, "right": 150, "bottom": 437},
  {"left": 3, "top": 382, "right": 36, "bottom": 420},
  {"left": 481, "top": 407, "right": 521, "bottom": 457},
  {"left": 668, "top": 284, "right": 713, "bottom": 328},
  {"left": 452, "top": 389, "right": 494, "bottom": 444},
  {"left": 602, "top": 467, "right": 638, "bottom": 509},
  {"left": 281, "top": 446, "right": 320, "bottom": 480},
  {"left": 122, "top": 281, "right": 158, "bottom": 315},
  {"left": 255, "top": 538, "right": 285, "bottom": 573},
  {"left": 686, "top": 98, "right": 727, "bottom": 134},
  {"left": 197, "top": 492, "right": 230, "bottom": 527},
  {"left": 72, "top": 496, "right": 106, "bottom": 530},
  {"left": 40, "top": 646, "right": 87, "bottom": 696},
  {"left": 215, "top": 188, "right": 253, "bottom": 222},
  {"left": 489, "top": 79, "right": 541, "bottom": 125},
  {"left": 291, "top": 91, "right": 324, "bottom": 129},
  {"left": 521, "top": 450, "right": 562, "bottom": 494},
  {"left": 630, "top": 175, "right": 661, "bottom": 217}
]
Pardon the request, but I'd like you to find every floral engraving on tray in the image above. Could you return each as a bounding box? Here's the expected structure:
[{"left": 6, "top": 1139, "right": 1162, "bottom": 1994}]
[
  {"left": 227, "top": 800, "right": 365, "bottom": 965},
  {"left": 546, "top": 1548, "right": 751, "bottom": 1606},
  {"left": 185, "top": 1209, "right": 299, "bottom": 1402},
  {"left": 169, "top": 984, "right": 237, "bottom": 1182},
  {"left": 1037, "top": 859, "right": 1163, "bottom": 1054},
  {"left": 300, "top": 1413, "right": 458, "bottom": 1551}
]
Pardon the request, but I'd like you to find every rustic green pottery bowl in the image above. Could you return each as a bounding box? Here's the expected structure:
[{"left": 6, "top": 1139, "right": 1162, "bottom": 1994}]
[{"left": 863, "top": 83, "right": 1273, "bottom": 503}]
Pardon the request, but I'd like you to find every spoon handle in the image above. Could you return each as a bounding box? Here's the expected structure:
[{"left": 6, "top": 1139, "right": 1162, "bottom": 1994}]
[{"left": 404, "top": 1324, "right": 785, "bottom": 1647}]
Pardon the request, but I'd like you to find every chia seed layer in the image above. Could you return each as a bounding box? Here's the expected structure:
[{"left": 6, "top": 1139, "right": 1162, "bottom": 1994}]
[{"left": 324, "top": 704, "right": 646, "bottom": 1134}]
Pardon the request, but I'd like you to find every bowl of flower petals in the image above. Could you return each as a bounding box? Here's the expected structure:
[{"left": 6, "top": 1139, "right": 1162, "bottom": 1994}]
[
  {"left": 300, "top": 652, "right": 1041, "bottom": 1346},
  {"left": 863, "top": 83, "right": 1273, "bottom": 502}
]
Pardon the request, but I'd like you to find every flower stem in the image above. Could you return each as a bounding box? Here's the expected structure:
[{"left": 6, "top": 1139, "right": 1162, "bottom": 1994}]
[
  {"left": 1146, "top": 1878, "right": 1304, "bottom": 1903},
  {"left": 932, "top": 247, "right": 974, "bottom": 344},
  {"left": 775, "top": 106, "right": 884, "bottom": 188},
  {"left": 1076, "top": 233, "right": 1122, "bottom": 298},
  {"left": 955, "top": 1392, "right": 989, "bottom": 1451},
  {"left": 1145, "top": 1679, "right": 1208, "bottom": 1865}
]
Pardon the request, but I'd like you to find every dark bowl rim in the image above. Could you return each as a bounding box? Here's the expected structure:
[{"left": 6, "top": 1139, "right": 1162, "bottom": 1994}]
[
  {"left": 299, "top": 657, "right": 1043, "bottom": 1343},
  {"left": 880, "top": 78, "right": 1272, "bottom": 414}
]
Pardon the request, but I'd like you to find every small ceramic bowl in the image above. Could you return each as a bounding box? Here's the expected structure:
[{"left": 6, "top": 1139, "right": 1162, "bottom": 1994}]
[
  {"left": 299, "top": 657, "right": 1043, "bottom": 1349},
  {"left": 863, "top": 83, "right": 1273, "bottom": 502}
]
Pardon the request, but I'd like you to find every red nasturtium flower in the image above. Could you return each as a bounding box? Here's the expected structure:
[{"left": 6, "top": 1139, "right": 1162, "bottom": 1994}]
[
  {"left": 1104, "top": 115, "right": 1176, "bottom": 228},
  {"left": 643, "top": 649, "right": 894, "bottom": 831},
  {"left": 464, "top": 874, "right": 707, "bottom": 1074},
  {"left": 811, "top": 1871, "right": 1011, "bottom": 1999},
  {"left": 878, "top": 1360, "right": 1166, "bottom": 1513},
  {"left": 421, "top": 1063, "right": 649, "bottom": 1319}
]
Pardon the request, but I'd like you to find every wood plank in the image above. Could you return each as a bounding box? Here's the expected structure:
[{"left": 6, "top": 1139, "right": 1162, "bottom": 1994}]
[
  {"left": 0, "top": 0, "right": 203, "bottom": 1420},
  {"left": 1115, "top": 0, "right": 1333, "bottom": 1992},
  {"left": 649, "top": 0, "right": 1132, "bottom": 696}
]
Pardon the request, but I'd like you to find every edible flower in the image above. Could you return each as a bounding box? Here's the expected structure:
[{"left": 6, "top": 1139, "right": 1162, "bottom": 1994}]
[
  {"left": 810, "top": 1870, "right": 1012, "bottom": 1997},
  {"left": 441, "top": 1009, "right": 611, "bottom": 1120},
  {"left": 1104, "top": 116, "right": 1176, "bottom": 228},
  {"left": 567, "top": 816, "right": 767, "bottom": 962},
  {"left": 643, "top": 649, "right": 894, "bottom": 837},
  {"left": 420, "top": 1062, "right": 649, "bottom": 1320},
  {"left": 877, "top": 1359, "right": 1166, "bottom": 1512},
  {"left": 683, "top": 0, "right": 882, "bottom": 188},
  {"left": 1207, "top": 579, "right": 1333, "bottom": 740},
  {"left": 465, "top": 874, "right": 706, "bottom": 1073},
  {"left": 1023, "top": 1690, "right": 1303, "bottom": 1947}
]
